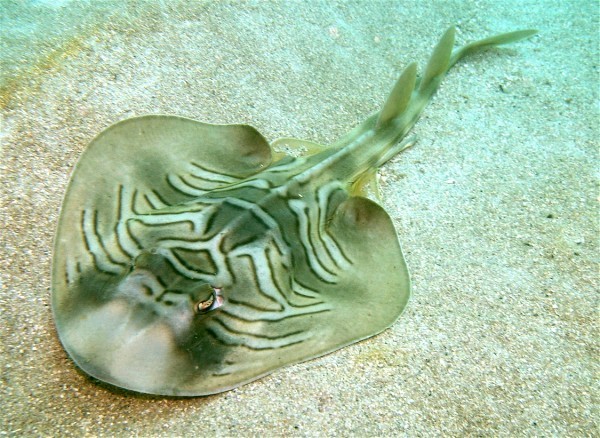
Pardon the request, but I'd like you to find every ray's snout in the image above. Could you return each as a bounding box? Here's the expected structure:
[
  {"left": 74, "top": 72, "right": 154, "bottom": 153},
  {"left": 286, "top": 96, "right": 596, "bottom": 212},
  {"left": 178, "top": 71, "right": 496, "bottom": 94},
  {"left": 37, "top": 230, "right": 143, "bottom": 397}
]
[{"left": 56, "top": 266, "right": 208, "bottom": 394}]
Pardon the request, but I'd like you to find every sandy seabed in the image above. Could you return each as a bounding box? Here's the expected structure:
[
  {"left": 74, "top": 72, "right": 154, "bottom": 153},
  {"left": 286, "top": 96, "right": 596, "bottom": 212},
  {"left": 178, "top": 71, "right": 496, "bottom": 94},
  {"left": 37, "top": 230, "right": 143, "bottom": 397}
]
[{"left": 1, "top": 1, "right": 598, "bottom": 436}]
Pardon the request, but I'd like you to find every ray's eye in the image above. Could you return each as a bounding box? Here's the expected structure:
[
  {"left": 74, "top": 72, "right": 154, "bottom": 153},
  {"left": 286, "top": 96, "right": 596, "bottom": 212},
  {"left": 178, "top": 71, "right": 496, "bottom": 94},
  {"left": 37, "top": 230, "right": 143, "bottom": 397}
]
[{"left": 195, "top": 287, "right": 224, "bottom": 314}]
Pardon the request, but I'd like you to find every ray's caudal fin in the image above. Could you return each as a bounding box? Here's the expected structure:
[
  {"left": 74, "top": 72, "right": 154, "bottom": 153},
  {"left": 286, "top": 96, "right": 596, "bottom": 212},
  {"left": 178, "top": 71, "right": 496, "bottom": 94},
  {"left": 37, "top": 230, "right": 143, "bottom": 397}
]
[{"left": 51, "top": 26, "right": 536, "bottom": 396}]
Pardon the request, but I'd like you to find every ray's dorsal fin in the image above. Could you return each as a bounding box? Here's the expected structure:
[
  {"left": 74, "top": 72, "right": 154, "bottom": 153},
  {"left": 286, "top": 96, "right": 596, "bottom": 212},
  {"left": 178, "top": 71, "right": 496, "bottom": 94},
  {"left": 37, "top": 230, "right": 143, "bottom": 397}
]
[
  {"left": 375, "top": 26, "right": 456, "bottom": 128},
  {"left": 420, "top": 26, "right": 456, "bottom": 92},
  {"left": 376, "top": 62, "right": 417, "bottom": 128}
]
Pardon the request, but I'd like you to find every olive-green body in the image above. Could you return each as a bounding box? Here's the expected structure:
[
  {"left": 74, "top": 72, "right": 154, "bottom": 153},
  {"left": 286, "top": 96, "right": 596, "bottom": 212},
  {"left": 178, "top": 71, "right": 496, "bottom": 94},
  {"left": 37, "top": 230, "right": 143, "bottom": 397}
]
[{"left": 52, "top": 27, "right": 536, "bottom": 395}]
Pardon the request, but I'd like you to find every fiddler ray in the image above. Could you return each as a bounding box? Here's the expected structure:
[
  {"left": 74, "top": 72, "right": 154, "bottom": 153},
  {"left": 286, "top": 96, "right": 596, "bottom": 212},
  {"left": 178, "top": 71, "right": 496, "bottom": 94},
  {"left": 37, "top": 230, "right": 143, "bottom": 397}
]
[{"left": 52, "top": 27, "right": 536, "bottom": 395}]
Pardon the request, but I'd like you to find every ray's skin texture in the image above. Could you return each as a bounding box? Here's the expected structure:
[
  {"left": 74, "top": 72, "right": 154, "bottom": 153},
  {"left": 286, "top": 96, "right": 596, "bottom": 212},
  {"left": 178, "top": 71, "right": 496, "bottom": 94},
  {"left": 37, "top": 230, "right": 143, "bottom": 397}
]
[{"left": 52, "top": 27, "right": 536, "bottom": 396}]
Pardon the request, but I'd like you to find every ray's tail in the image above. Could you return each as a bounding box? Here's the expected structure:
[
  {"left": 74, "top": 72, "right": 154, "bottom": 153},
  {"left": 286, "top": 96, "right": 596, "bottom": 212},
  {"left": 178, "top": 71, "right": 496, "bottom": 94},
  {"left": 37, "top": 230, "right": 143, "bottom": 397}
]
[
  {"left": 334, "top": 26, "right": 537, "bottom": 181},
  {"left": 377, "top": 26, "right": 537, "bottom": 130}
]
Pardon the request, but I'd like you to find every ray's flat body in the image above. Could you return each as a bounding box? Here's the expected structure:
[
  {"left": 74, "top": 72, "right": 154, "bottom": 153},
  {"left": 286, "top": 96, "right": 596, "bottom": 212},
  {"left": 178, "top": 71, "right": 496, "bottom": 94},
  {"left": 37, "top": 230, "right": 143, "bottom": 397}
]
[{"left": 52, "top": 27, "right": 536, "bottom": 396}]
